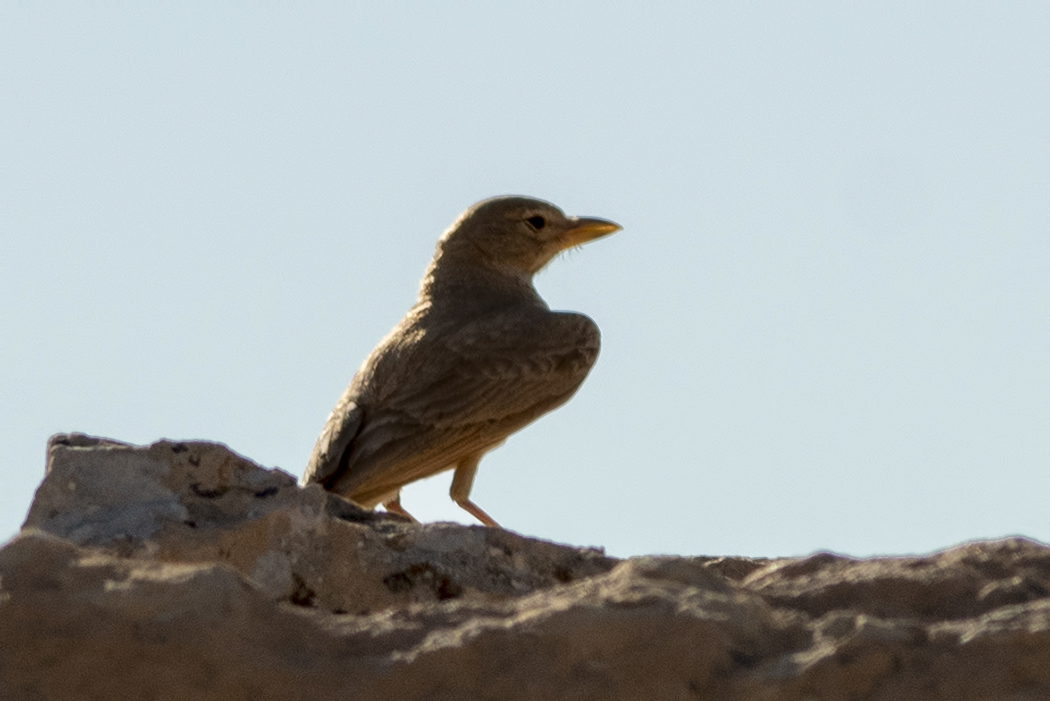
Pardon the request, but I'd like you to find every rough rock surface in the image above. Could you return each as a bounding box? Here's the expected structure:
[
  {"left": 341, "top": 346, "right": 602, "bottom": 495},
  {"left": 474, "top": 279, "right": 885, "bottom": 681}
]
[{"left": 2, "top": 434, "right": 1048, "bottom": 700}]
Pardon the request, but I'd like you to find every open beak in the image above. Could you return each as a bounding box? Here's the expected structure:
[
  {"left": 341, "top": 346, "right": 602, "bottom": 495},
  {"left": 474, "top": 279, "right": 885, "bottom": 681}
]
[{"left": 559, "top": 216, "right": 622, "bottom": 249}]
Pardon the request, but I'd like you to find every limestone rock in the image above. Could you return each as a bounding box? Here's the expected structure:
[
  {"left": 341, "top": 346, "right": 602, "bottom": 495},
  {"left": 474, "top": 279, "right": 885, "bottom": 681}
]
[
  {"left": 2, "top": 433, "right": 1049, "bottom": 700},
  {"left": 22, "top": 434, "right": 615, "bottom": 614}
]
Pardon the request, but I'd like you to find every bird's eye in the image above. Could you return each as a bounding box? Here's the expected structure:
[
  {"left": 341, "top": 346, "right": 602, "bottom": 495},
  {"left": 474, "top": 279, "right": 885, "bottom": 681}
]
[{"left": 526, "top": 215, "right": 546, "bottom": 230}]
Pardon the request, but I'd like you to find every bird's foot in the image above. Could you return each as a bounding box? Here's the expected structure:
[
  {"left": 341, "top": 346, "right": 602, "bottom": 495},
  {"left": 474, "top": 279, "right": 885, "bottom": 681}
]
[
  {"left": 455, "top": 498, "right": 501, "bottom": 528},
  {"left": 382, "top": 495, "right": 420, "bottom": 523}
]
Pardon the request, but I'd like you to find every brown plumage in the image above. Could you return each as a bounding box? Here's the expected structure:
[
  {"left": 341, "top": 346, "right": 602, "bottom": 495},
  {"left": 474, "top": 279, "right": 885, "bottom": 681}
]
[{"left": 303, "top": 196, "right": 620, "bottom": 527}]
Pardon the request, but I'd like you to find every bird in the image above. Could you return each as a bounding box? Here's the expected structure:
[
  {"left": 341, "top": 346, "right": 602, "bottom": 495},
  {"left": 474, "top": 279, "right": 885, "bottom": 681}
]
[{"left": 303, "top": 196, "right": 620, "bottom": 527}]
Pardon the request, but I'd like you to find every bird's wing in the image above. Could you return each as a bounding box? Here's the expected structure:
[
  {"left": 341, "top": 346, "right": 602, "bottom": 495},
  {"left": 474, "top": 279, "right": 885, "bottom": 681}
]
[
  {"left": 302, "top": 393, "right": 362, "bottom": 486},
  {"left": 395, "top": 311, "right": 600, "bottom": 427},
  {"left": 337, "top": 310, "right": 600, "bottom": 500}
]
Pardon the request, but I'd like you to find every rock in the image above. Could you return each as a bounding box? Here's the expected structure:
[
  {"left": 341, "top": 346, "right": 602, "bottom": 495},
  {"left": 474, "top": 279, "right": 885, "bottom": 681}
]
[
  {"left": 2, "top": 434, "right": 1049, "bottom": 700},
  {"left": 22, "top": 434, "right": 616, "bottom": 613}
]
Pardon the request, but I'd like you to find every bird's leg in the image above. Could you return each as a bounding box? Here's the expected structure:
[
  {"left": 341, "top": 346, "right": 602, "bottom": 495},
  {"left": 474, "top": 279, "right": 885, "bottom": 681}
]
[
  {"left": 382, "top": 492, "right": 419, "bottom": 523},
  {"left": 450, "top": 453, "right": 501, "bottom": 528}
]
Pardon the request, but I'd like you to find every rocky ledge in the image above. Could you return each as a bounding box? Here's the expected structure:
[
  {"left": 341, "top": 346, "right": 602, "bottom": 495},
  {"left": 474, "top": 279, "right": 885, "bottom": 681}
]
[{"left": 1, "top": 434, "right": 1048, "bottom": 700}]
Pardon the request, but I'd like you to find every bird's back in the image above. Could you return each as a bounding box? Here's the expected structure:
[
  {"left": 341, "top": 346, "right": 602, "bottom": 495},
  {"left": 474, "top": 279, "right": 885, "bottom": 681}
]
[
  {"left": 304, "top": 301, "right": 600, "bottom": 507},
  {"left": 303, "top": 195, "right": 619, "bottom": 522}
]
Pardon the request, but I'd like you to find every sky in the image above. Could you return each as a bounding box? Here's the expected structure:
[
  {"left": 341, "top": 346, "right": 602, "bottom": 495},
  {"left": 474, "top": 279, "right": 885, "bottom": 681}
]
[{"left": 2, "top": 4, "right": 1047, "bottom": 558}]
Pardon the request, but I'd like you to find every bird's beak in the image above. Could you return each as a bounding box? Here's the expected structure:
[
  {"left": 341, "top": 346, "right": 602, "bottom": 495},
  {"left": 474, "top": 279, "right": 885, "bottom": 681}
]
[{"left": 559, "top": 216, "right": 622, "bottom": 250}]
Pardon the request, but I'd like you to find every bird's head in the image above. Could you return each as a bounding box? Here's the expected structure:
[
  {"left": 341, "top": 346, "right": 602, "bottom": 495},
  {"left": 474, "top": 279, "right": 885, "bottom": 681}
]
[{"left": 434, "top": 196, "right": 621, "bottom": 278}]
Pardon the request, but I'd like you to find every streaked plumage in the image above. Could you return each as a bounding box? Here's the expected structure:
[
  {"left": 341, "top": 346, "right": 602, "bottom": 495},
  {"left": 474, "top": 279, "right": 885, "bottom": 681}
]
[{"left": 303, "top": 196, "right": 619, "bottom": 526}]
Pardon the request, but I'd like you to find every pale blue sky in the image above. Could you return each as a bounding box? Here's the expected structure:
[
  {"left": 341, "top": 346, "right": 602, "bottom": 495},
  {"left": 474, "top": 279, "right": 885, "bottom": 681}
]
[{"left": 3, "top": 4, "right": 1047, "bottom": 557}]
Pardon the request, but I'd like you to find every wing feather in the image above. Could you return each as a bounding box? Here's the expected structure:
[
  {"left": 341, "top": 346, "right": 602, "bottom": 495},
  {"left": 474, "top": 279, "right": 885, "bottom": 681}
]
[
  {"left": 307, "top": 308, "right": 600, "bottom": 505},
  {"left": 302, "top": 396, "right": 362, "bottom": 486}
]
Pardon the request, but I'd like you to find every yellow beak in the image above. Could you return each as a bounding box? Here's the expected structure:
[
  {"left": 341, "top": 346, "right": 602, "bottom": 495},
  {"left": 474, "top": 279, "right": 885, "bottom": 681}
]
[{"left": 559, "top": 216, "right": 622, "bottom": 249}]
